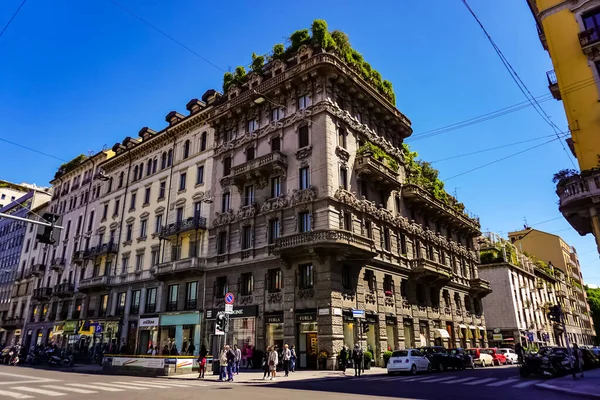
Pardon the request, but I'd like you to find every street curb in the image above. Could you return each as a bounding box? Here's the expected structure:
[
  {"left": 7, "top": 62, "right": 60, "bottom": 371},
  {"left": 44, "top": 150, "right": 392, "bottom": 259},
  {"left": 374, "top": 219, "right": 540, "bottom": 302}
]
[
  {"left": 158, "top": 375, "right": 357, "bottom": 384},
  {"left": 536, "top": 383, "right": 600, "bottom": 399}
]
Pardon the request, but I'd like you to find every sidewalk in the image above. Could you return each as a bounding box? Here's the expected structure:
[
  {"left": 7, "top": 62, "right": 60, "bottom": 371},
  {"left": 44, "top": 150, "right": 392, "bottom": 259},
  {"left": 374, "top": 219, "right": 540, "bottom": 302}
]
[
  {"left": 536, "top": 368, "right": 600, "bottom": 399},
  {"left": 162, "top": 367, "right": 386, "bottom": 384}
]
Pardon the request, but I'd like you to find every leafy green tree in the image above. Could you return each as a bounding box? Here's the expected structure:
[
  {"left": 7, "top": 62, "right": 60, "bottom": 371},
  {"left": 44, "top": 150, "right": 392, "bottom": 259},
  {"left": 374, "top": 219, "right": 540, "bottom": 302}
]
[
  {"left": 311, "top": 19, "right": 335, "bottom": 50},
  {"left": 272, "top": 43, "right": 285, "bottom": 59},
  {"left": 289, "top": 29, "right": 310, "bottom": 52},
  {"left": 585, "top": 286, "right": 600, "bottom": 344},
  {"left": 251, "top": 53, "right": 265, "bottom": 74},
  {"left": 222, "top": 72, "right": 234, "bottom": 93}
]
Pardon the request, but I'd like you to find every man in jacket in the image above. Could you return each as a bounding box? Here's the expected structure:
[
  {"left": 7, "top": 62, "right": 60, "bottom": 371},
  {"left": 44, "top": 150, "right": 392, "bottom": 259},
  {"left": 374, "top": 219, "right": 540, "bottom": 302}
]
[
  {"left": 283, "top": 344, "right": 292, "bottom": 377},
  {"left": 226, "top": 345, "right": 236, "bottom": 381},
  {"left": 352, "top": 344, "right": 363, "bottom": 377},
  {"left": 233, "top": 344, "right": 242, "bottom": 374}
]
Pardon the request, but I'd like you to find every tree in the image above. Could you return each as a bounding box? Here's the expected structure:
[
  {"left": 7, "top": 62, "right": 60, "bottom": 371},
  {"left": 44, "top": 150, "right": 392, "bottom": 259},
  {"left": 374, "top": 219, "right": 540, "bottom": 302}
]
[
  {"left": 251, "top": 52, "right": 265, "bottom": 74},
  {"left": 585, "top": 286, "right": 600, "bottom": 344},
  {"left": 552, "top": 169, "right": 578, "bottom": 184}
]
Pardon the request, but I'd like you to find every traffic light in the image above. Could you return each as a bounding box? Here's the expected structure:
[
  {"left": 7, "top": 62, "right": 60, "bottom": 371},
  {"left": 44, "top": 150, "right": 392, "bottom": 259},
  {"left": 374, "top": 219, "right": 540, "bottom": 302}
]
[
  {"left": 215, "top": 312, "right": 229, "bottom": 335},
  {"left": 362, "top": 321, "right": 370, "bottom": 333},
  {"left": 547, "top": 305, "right": 562, "bottom": 323},
  {"left": 36, "top": 213, "right": 62, "bottom": 245}
]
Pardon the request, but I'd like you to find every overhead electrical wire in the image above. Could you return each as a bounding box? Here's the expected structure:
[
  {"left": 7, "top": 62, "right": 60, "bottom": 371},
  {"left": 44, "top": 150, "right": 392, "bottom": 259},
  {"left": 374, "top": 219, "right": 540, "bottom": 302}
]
[{"left": 0, "top": 0, "right": 27, "bottom": 41}]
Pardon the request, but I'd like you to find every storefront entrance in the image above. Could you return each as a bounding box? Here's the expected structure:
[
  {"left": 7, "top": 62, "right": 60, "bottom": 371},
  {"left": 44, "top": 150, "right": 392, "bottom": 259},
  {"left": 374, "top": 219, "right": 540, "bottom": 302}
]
[
  {"left": 403, "top": 319, "right": 415, "bottom": 348},
  {"left": 205, "top": 306, "right": 257, "bottom": 359},
  {"left": 296, "top": 311, "right": 318, "bottom": 369},
  {"left": 159, "top": 311, "right": 201, "bottom": 356},
  {"left": 385, "top": 316, "right": 397, "bottom": 351},
  {"left": 137, "top": 317, "right": 159, "bottom": 354}
]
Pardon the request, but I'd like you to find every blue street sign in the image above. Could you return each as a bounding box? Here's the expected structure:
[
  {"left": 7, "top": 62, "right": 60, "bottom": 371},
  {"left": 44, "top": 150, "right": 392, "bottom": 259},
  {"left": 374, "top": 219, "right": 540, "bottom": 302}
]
[
  {"left": 225, "top": 292, "right": 235, "bottom": 305},
  {"left": 95, "top": 325, "right": 103, "bottom": 333},
  {"left": 352, "top": 309, "right": 365, "bottom": 319}
]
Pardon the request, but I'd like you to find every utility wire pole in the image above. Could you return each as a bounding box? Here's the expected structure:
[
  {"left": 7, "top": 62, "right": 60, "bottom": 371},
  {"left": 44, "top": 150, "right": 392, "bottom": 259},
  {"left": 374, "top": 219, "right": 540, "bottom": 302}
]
[{"left": 0, "top": 212, "right": 63, "bottom": 230}]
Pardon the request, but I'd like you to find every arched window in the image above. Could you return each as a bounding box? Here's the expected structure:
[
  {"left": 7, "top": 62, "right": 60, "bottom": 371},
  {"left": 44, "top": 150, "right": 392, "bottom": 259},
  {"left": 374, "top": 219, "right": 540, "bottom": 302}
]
[
  {"left": 152, "top": 158, "right": 158, "bottom": 173},
  {"left": 139, "top": 162, "right": 144, "bottom": 179},
  {"left": 146, "top": 159, "right": 152, "bottom": 176},
  {"left": 200, "top": 132, "right": 207, "bottom": 151},
  {"left": 183, "top": 140, "right": 190, "bottom": 159},
  {"left": 118, "top": 172, "right": 124, "bottom": 188},
  {"left": 167, "top": 149, "right": 173, "bottom": 167},
  {"left": 161, "top": 152, "right": 167, "bottom": 169},
  {"left": 133, "top": 166, "right": 139, "bottom": 181}
]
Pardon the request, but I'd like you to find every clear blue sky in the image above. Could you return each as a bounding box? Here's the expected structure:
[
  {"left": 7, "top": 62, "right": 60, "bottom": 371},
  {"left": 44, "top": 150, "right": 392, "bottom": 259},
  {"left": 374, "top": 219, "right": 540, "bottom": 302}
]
[{"left": 2, "top": 0, "right": 598, "bottom": 284}]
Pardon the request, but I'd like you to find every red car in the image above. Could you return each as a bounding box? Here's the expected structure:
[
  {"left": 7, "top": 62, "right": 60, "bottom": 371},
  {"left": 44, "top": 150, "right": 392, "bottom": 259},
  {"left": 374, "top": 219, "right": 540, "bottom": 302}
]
[{"left": 482, "top": 348, "right": 508, "bottom": 366}]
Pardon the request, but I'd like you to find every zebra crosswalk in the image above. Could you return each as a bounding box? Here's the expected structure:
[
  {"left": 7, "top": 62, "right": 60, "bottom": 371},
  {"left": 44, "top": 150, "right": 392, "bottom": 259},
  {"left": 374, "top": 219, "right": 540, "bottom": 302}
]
[
  {"left": 352, "top": 374, "right": 542, "bottom": 389},
  {"left": 0, "top": 379, "right": 212, "bottom": 399}
]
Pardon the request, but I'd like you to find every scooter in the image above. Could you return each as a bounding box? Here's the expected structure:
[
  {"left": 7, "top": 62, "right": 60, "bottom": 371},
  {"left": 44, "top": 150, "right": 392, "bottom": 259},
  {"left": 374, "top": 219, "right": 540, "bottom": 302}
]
[{"left": 48, "top": 351, "right": 74, "bottom": 367}]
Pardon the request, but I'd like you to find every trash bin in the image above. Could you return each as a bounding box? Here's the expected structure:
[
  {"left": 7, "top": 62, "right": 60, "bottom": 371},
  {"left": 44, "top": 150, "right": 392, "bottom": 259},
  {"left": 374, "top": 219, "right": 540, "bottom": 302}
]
[{"left": 212, "top": 359, "right": 220, "bottom": 375}]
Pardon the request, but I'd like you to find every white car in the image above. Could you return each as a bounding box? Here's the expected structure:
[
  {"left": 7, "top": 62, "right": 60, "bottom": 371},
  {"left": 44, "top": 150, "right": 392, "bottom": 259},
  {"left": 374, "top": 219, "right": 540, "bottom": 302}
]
[
  {"left": 387, "top": 349, "right": 432, "bottom": 375},
  {"left": 498, "top": 348, "right": 519, "bottom": 364}
]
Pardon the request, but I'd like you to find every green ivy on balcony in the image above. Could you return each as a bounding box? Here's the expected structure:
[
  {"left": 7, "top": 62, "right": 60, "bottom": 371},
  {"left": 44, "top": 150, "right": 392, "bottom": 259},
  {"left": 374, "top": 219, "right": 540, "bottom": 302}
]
[{"left": 357, "top": 142, "right": 399, "bottom": 171}]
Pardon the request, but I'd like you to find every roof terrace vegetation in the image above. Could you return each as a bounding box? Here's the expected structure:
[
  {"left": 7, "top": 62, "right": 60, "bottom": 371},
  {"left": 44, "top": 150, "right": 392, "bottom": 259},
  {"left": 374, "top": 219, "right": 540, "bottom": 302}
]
[{"left": 54, "top": 154, "right": 87, "bottom": 179}]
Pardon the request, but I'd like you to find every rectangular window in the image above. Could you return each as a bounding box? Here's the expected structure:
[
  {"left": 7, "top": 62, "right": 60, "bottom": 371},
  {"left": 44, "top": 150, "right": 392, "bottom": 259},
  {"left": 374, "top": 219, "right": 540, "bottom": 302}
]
[
  {"left": 343, "top": 212, "right": 352, "bottom": 231},
  {"left": 114, "top": 199, "right": 120, "bottom": 216},
  {"left": 167, "top": 284, "right": 178, "bottom": 311},
  {"left": 171, "top": 243, "right": 181, "bottom": 261},
  {"left": 271, "top": 108, "right": 283, "bottom": 122},
  {"left": 116, "top": 292, "right": 126, "bottom": 316},
  {"left": 135, "top": 254, "right": 144, "bottom": 271},
  {"left": 140, "top": 220, "right": 147, "bottom": 238},
  {"left": 365, "top": 220, "right": 373, "bottom": 238},
  {"left": 299, "top": 264, "right": 314, "bottom": 289},
  {"left": 383, "top": 227, "right": 391, "bottom": 251},
  {"left": 179, "top": 172, "right": 187, "bottom": 191},
  {"left": 150, "top": 249, "right": 159, "bottom": 267},
  {"left": 216, "top": 277, "right": 228, "bottom": 297},
  {"left": 339, "top": 166, "right": 348, "bottom": 190},
  {"left": 271, "top": 177, "right": 281, "bottom": 198},
  {"left": 102, "top": 204, "right": 108, "bottom": 220},
  {"left": 100, "top": 294, "right": 108, "bottom": 316},
  {"left": 240, "top": 273, "right": 253, "bottom": 296},
  {"left": 121, "top": 256, "right": 129, "bottom": 274},
  {"left": 176, "top": 207, "right": 184, "bottom": 223},
  {"left": 299, "top": 167, "right": 310, "bottom": 190},
  {"left": 384, "top": 274, "right": 394, "bottom": 293},
  {"left": 298, "top": 125, "right": 309, "bottom": 148},
  {"left": 130, "top": 193, "right": 137, "bottom": 210},
  {"left": 365, "top": 269, "right": 375, "bottom": 291},
  {"left": 342, "top": 265, "right": 353, "bottom": 290},
  {"left": 338, "top": 128, "right": 347, "bottom": 148},
  {"left": 246, "top": 147, "right": 255, "bottom": 161},
  {"left": 223, "top": 157, "right": 232, "bottom": 176},
  {"left": 222, "top": 192, "right": 230, "bottom": 212},
  {"left": 244, "top": 185, "right": 255, "bottom": 206},
  {"left": 144, "top": 187, "right": 151, "bottom": 204},
  {"left": 130, "top": 290, "right": 140, "bottom": 314},
  {"left": 400, "top": 233, "right": 407, "bottom": 255},
  {"left": 269, "top": 219, "right": 280, "bottom": 244},
  {"left": 268, "top": 269, "right": 283, "bottom": 292},
  {"left": 298, "top": 94, "right": 310, "bottom": 110},
  {"left": 155, "top": 214, "right": 163, "bottom": 233},
  {"left": 159, "top": 181, "right": 166, "bottom": 199},
  {"left": 217, "top": 231, "right": 227, "bottom": 254},
  {"left": 299, "top": 212, "right": 311, "bottom": 233},
  {"left": 87, "top": 211, "right": 95, "bottom": 231},
  {"left": 126, "top": 224, "right": 133, "bottom": 242},
  {"left": 271, "top": 136, "right": 281, "bottom": 152},
  {"left": 185, "top": 281, "right": 198, "bottom": 310},
  {"left": 242, "top": 226, "right": 252, "bottom": 250},
  {"left": 247, "top": 119, "right": 257, "bottom": 133},
  {"left": 196, "top": 165, "right": 204, "bottom": 185},
  {"left": 146, "top": 288, "right": 157, "bottom": 313}
]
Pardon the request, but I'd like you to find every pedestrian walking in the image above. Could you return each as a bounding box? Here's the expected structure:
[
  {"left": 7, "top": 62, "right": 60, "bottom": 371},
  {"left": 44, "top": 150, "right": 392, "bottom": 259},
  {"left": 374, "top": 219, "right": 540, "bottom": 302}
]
[
  {"left": 290, "top": 345, "right": 297, "bottom": 372},
  {"left": 198, "top": 351, "right": 207, "bottom": 379},
  {"left": 247, "top": 345, "right": 254, "bottom": 368},
  {"left": 226, "top": 345, "right": 236, "bottom": 381},
  {"left": 573, "top": 344, "right": 585, "bottom": 378},
  {"left": 187, "top": 340, "right": 196, "bottom": 356},
  {"left": 283, "top": 344, "right": 291, "bottom": 377},
  {"left": 234, "top": 344, "right": 242, "bottom": 374},
  {"left": 339, "top": 346, "right": 348, "bottom": 375},
  {"left": 263, "top": 347, "right": 271, "bottom": 379},
  {"left": 219, "top": 347, "right": 228, "bottom": 381},
  {"left": 352, "top": 344, "right": 363, "bottom": 377},
  {"left": 268, "top": 345, "right": 279, "bottom": 380}
]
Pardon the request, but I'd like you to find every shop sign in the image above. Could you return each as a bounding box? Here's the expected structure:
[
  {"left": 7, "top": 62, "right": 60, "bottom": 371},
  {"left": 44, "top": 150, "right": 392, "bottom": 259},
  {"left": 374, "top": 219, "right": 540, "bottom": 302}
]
[
  {"left": 295, "top": 313, "right": 317, "bottom": 323},
  {"left": 63, "top": 321, "right": 77, "bottom": 334},
  {"left": 333, "top": 308, "right": 342, "bottom": 316},
  {"left": 139, "top": 317, "right": 159, "bottom": 328},
  {"left": 176, "top": 359, "right": 193, "bottom": 370},
  {"left": 492, "top": 333, "right": 503, "bottom": 341},
  {"left": 493, "top": 328, "right": 501, "bottom": 334},
  {"left": 206, "top": 305, "right": 258, "bottom": 320},
  {"left": 160, "top": 312, "right": 200, "bottom": 326},
  {"left": 265, "top": 314, "right": 284, "bottom": 324},
  {"left": 318, "top": 308, "right": 329, "bottom": 316},
  {"left": 111, "top": 357, "right": 165, "bottom": 368}
]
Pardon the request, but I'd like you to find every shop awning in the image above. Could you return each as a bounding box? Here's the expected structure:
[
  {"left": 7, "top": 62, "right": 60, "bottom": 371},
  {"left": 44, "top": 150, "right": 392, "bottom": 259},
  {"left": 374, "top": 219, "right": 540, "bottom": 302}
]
[
  {"left": 459, "top": 324, "right": 467, "bottom": 329},
  {"left": 435, "top": 329, "right": 451, "bottom": 339},
  {"left": 469, "top": 325, "right": 476, "bottom": 330}
]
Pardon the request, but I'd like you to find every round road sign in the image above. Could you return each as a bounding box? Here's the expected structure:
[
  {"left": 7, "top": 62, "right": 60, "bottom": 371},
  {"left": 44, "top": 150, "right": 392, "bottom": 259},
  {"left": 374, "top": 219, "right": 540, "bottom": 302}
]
[{"left": 225, "top": 292, "right": 235, "bottom": 305}]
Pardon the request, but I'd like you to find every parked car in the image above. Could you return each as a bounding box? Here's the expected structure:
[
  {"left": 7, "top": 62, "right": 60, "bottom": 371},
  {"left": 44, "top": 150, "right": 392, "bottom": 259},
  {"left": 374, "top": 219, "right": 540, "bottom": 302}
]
[
  {"left": 419, "top": 346, "right": 463, "bottom": 372},
  {"left": 466, "top": 348, "right": 494, "bottom": 367},
  {"left": 497, "top": 348, "right": 519, "bottom": 364},
  {"left": 482, "top": 348, "right": 508, "bottom": 366},
  {"left": 448, "top": 348, "right": 475, "bottom": 369},
  {"left": 387, "top": 349, "right": 432, "bottom": 375},
  {"left": 581, "top": 348, "right": 600, "bottom": 370}
]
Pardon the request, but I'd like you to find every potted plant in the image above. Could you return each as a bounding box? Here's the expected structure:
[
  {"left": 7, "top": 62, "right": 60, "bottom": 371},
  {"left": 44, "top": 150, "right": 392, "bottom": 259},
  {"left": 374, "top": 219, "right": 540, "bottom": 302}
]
[
  {"left": 383, "top": 350, "right": 393, "bottom": 366},
  {"left": 318, "top": 351, "right": 328, "bottom": 370},
  {"left": 363, "top": 350, "right": 373, "bottom": 370}
]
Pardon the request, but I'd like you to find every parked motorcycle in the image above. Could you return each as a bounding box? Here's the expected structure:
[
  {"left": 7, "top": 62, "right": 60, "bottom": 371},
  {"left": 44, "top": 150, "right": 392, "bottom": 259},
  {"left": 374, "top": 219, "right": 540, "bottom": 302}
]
[
  {"left": 47, "top": 350, "right": 74, "bottom": 367},
  {"left": 518, "top": 348, "right": 571, "bottom": 378}
]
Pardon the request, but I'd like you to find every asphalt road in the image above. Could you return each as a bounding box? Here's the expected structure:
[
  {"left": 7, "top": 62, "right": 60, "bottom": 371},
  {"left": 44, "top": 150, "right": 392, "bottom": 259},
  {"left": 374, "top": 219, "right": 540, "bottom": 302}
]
[{"left": 0, "top": 364, "right": 579, "bottom": 400}]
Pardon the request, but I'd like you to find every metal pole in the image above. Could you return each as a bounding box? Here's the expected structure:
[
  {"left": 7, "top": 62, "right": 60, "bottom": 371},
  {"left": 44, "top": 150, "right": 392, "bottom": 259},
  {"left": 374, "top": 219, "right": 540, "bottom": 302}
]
[
  {"left": 561, "top": 307, "right": 575, "bottom": 377},
  {"left": 0, "top": 212, "right": 63, "bottom": 229}
]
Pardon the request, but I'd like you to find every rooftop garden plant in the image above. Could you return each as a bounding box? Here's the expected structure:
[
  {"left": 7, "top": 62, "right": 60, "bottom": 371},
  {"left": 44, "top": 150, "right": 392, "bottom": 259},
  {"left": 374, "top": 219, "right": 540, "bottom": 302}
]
[
  {"left": 54, "top": 154, "right": 87, "bottom": 179},
  {"left": 357, "top": 142, "right": 399, "bottom": 171},
  {"left": 221, "top": 19, "right": 396, "bottom": 105}
]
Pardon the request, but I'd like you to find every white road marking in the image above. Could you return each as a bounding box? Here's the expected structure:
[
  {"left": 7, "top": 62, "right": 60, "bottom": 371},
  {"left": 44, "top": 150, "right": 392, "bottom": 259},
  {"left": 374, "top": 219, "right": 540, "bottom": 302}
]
[
  {"left": 418, "top": 376, "right": 457, "bottom": 383},
  {"left": 512, "top": 380, "right": 541, "bottom": 388},
  {"left": 90, "top": 383, "right": 149, "bottom": 390},
  {"left": 464, "top": 378, "right": 497, "bottom": 385},
  {"left": 65, "top": 384, "right": 124, "bottom": 392},
  {"left": 401, "top": 376, "right": 433, "bottom": 382},
  {"left": 487, "top": 378, "right": 521, "bottom": 387},
  {"left": 9, "top": 387, "right": 65, "bottom": 397},
  {"left": 0, "top": 390, "right": 33, "bottom": 399},
  {"left": 130, "top": 381, "right": 193, "bottom": 387},
  {"left": 42, "top": 385, "right": 97, "bottom": 394},
  {"left": 0, "top": 380, "right": 58, "bottom": 386},
  {"left": 442, "top": 377, "right": 476, "bottom": 384}
]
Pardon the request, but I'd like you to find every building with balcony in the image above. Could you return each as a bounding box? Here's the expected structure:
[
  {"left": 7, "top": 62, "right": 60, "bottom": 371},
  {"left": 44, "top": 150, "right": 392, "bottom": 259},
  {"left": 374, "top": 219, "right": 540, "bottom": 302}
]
[
  {"left": 509, "top": 227, "right": 595, "bottom": 345},
  {"left": 479, "top": 233, "right": 558, "bottom": 348},
  {"left": 0, "top": 180, "right": 46, "bottom": 209},
  {"left": 526, "top": 1, "right": 600, "bottom": 252},
  {"left": 203, "top": 21, "right": 489, "bottom": 368},
  {"left": 0, "top": 188, "right": 51, "bottom": 345}
]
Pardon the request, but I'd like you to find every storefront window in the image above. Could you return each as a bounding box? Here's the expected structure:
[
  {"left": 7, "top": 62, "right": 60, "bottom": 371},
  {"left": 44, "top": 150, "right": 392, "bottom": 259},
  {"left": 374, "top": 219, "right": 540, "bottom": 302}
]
[
  {"left": 366, "top": 322, "right": 377, "bottom": 355},
  {"left": 419, "top": 322, "right": 430, "bottom": 347},
  {"left": 343, "top": 321, "right": 356, "bottom": 349},
  {"left": 386, "top": 323, "right": 397, "bottom": 351},
  {"left": 159, "top": 326, "right": 177, "bottom": 355},
  {"left": 231, "top": 318, "right": 255, "bottom": 348},
  {"left": 266, "top": 322, "right": 284, "bottom": 349},
  {"left": 404, "top": 320, "right": 415, "bottom": 348}
]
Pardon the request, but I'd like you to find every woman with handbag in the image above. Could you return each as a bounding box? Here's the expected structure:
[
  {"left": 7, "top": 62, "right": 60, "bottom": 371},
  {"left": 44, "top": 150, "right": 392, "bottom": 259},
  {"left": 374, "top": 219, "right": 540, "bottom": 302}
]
[
  {"left": 268, "top": 345, "right": 279, "bottom": 380},
  {"left": 262, "top": 347, "right": 271, "bottom": 379}
]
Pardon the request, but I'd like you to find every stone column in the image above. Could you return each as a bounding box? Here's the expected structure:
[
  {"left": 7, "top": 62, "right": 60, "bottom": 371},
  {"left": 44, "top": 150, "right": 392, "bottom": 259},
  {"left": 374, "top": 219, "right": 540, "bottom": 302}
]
[{"left": 139, "top": 288, "right": 147, "bottom": 315}]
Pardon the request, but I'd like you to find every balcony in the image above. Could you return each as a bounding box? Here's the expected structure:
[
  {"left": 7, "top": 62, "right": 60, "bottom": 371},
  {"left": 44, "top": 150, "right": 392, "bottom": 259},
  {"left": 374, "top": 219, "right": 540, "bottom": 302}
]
[
  {"left": 82, "top": 176, "right": 91, "bottom": 186},
  {"left": 546, "top": 70, "right": 561, "bottom": 100},
  {"left": 78, "top": 275, "right": 111, "bottom": 293},
  {"left": 1, "top": 317, "right": 24, "bottom": 329},
  {"left": 28, "top": 263, "right": 46, "bottom": 277},
  {"left": 72, "top": 250, "right": 85, "bottom": 264},
  {"left": 402, "top": 184, "right": 480, "bottom": 234},
  {"left": 556, "top": 171, "right": 600, "bottom": 236},
  {"left": 230, "top": 151, "right": 288, "bottom": 189},
  {"left": 50, "top": 258, "right": 66, "bottom": 271},
  {"left": 54, "top": 282, "right": 75, "bottom": 297},
  {"left": 578, "top": 27, "right": 600, "bottom": 58},
  {"left": 159, "top": 216, "right": 207, "bottom": 239},
  {"left": 469, "top": 277, "right": 492, "bottom": 296},
  {"left": 272, "top": 229, "right": 377, "bottom": 261},
  {"left": 557, "top": 289, "right": 567, "bottom": 298},
  {"left": 355, "top": 154, "right": 400, "bottom": 189},
  {"left": 33, "top": 287, "right": 53, "bottom": 300},
  {"left": 410, "top": 258, "right": 453, "bottom": 284},
  {"left": 83, "top": 242, "right": 119, "bottom": 259},
  {"left": 153, "top": 257, "right": 207, "bottom": 281}
]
